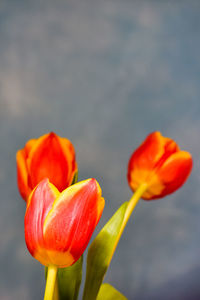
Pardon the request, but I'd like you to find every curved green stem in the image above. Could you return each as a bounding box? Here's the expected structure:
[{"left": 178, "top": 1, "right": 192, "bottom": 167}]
[
  {"left": 53, "top": 277, "right": 59, "bottom": 300},
  {"left": 109, "top": 183, "right": 148, "bottom": 264},
  {"left": 44, "top": 265, "right": 58, "bottom": 300},
  {"left": 123, "top": 183, "right": 148, "bottom": 229}
]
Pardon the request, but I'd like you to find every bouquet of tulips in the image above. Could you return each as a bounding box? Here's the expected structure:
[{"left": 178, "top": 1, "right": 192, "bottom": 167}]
[{"left": 16, "top": 131, "right": 192, "bottom": 300}]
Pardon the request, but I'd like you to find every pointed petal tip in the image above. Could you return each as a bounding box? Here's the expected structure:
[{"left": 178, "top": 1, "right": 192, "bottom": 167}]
[
  {"left": 85, "top": 178, "right": 103, "bottom": 196},
  {"left": 48, "top": 131, "right": 57, "bottom": 138}
]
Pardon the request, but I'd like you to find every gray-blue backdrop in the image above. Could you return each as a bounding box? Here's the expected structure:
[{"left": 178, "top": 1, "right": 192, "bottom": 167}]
[{"left": 0, "top": 0, "right": 200, "bottom": 299}]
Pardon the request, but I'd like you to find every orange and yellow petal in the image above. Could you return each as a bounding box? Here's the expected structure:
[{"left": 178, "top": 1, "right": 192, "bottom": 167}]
[
  {"left": 43, "top": 178, "right": 104, "bottom": 267},
  {"left": 24, "top": 138, "right": 37, "bottom": 156},
  {"left": 16, "top": 149, "right": 31, "bottom": 201},
  {"left": 128, "top": 167, "right": 165, "bottom": 200},
  {"left": 16, "top": 132, "right": 78, "bottom": 200},
  {"left": 57, "top": 135, "right": 78, "bottom": 186},
  {"left": 127, "top": 132, "right": 193, "bottom": 200},
  {"left": 156, "top": 150, "right": 193, "bottom": 198},
  {"left": 26, "top": 132, "right": 75, "bottom": 191},
  {"left": 129, "top": 132, "right": 166, "bottom": 171},
  {"left": 33, "top": 246, "right": 75, "bottom": 267}
]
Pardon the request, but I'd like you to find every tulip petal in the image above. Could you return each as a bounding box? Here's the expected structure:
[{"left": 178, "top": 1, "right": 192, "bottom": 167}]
[
  {"left": 43, "top": 178, "right": 104, "bottom": 267},
  {"left": 58, "top": 136, "right": 78, "bottom": 186},
  {"left": 16, "top": 149, "right": 31, "bottom": 200},
  {"left": 129, "top": 132, "right": 179, "bottom": 172},
  {"left": 17, "top": 133, "right": 78, "bottom": 200},
  {"left": 24, "top": 138, "right": 37, "bottom": 156},
  {"left": 157, "top": 151, "right": 193, "bottom": 198},
  {"left": 129, "top": 132, "right": 165, "bottom": 171},
  {"left": 24, "top": 178, "right": 59, "bottom": 264},
  {"left": 27, "top": 132, "right": 74, "bottom": 191},
  {"left": 127, "top": 131, "right": 192, "bottom": 200}
]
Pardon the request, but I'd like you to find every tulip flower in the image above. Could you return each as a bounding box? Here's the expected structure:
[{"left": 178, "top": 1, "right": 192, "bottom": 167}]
[
  {"left": 127, "top": 131, "right": 193, "bottom": 200},
  {"left": 81, "top": 132, "right": 193, "bottom": 300},
  {"left": 16, "top": 132, "right": 77, "bottom": 201},
  {"left": 24, "top": 178, "right": 104, "bottom": 268}
]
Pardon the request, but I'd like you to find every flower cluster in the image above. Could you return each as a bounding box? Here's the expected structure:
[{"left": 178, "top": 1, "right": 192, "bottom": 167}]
[
  {"left": 16, "top": 131, "right": 192, "bottom": 300},
  {"left": 17, "top": 132, "right": 104, "bottom": 268}
]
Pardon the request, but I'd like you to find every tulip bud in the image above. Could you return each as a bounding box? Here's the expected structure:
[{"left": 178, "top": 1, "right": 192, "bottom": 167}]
[
  {"left": 25, "top": 178, "right": 104, "bottom": 267},
  {"left": 127, "top": 131, "right": 192, "bottom": 200},
  {"left": 16, "top": 132, "right": 77, "bottom": 201}
]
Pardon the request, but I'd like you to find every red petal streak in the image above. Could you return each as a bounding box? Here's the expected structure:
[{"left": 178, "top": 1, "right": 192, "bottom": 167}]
[{"left": 24, "top": 179, "right": 58, "bottom": 257}]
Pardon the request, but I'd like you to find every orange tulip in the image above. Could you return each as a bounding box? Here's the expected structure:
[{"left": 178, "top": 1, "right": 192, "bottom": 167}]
[
  {"left": 127, "top": 131, "right": 193, "bottom": 200},
  {"left": 25, "top": 178, "right": 104, "bottom": 267},
  {"left": 16, "top": 132, "right": 77, "bottom": 201}
]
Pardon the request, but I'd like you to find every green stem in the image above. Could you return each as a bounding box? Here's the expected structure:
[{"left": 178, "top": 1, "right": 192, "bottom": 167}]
[
  {"left": 44, "top": 265, "right": 58, "bottom": 300},
  {"left": 123, "top": 183, "right": 148, "bottom": 229},
  {"left": 109, "top": 183, "right": 148, "bottom": 263},
  {"left": 53, "top": 277, "right": 59, "bottom": 300}
]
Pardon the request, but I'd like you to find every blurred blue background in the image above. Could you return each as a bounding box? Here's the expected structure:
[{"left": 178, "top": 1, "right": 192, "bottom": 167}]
[{"left": 0, "top": 0, "right": 200, "bottom": 299}]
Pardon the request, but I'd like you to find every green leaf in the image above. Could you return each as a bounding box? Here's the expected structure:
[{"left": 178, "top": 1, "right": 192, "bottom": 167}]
[
  {"left": 57, "top": 256, "right": 83, "bottom": 300},
  {"left": 83, "top": 202, "right": 128, "bottom": 300},
  {"left": 97, "top": 284, "right": 127, "bottom": 300},
  {"left": 71, "top": 171, "right": 78, "bottom": 185}
]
